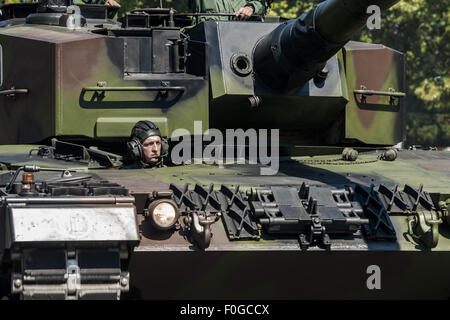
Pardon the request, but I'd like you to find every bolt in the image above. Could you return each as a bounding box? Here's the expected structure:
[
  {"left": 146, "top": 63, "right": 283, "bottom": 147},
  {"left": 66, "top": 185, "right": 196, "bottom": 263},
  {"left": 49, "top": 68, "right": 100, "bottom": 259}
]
[
  {"left": 381, "top": 148, "right": 398, "bottom": 161},
  {"left": 314, "top": 218, "right": 320, "bottom": 224},
  {"left": 13, "top": 279, "right": 22, "bottom": 288},
  {"left": 120, "top": 278, "right": 128, "bottom": 287}
]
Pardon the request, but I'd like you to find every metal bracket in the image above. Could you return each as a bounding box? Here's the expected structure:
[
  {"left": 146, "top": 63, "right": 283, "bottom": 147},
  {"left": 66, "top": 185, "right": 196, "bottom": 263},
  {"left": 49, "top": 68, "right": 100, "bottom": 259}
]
[
  {"left": 355, "top": 85, "right": 405, "bottom": 105},
  {"left": 11, "top": 273, "right": 23, "bottom": 295},
  {"left": 253, "top": 184, "right": 367, "bottom": 250},
  {"left": 171, "top": 183, "right": 260, "bottom": 242},
  {"left": 28, "top": 146, "right": 54, "bottom": 158},
  {"left": 10, "top": 248, "right": 132, "bottom": 300},
  {"left": 83, "top": 84, "right": 185, "bottom": 93},
  {"left": 5, "top": 165, "right": 77, "bottom": 194},
  {"left": 354, "top": 184, "right": 397, "bottom": 240},
  {"left": 407, "top": 211, "right": 442, "bottom": 248},
  {"left": 299, "top": 218, "right": 331, "bottom": 251},
  {"left": 66, "top": 254, "right": 81, "bottom": 297},
  {"left": 0, "top": 86, "right": 28, "bottom": 98},
  {"left": 438, "top": 199, "right": 450, "bottom": 225},
  {"left": 183, "top": 210, "right": 219, "bottom": 249},
  {"left": 61, "top": 169, "right": 73, "bottom": 178},
  {"left": 221, "top": 185, "right": 260, "bottom": 240}
]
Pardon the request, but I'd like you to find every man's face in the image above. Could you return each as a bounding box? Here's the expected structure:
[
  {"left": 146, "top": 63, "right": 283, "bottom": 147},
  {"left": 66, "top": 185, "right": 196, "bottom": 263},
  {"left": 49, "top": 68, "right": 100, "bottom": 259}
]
[{"left": 142, "top": 135, "right": 162, "bottom": 163}]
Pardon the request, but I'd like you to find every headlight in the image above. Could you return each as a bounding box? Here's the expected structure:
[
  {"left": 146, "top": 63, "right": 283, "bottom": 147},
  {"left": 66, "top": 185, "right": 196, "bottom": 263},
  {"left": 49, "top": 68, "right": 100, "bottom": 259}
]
[{"left": 148, "top": 199, "right": 180, "bottom": 230}]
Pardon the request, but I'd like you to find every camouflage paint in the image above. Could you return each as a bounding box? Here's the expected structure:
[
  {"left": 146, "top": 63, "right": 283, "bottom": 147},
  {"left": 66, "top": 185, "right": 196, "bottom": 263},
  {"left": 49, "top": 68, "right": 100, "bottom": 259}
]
[
  {"left": 1, "top": 145, "right": 448, "bottom": 195},
  {"left": 0, "top": 3, "right": 448, "bottom": 300},
  {"left": 344, "top": 41, "right": 405, "bottom": 144},
  {"left": 191, "top": 21, "right": 349, "bottom": 143},
  {"left": 0, "top": 26, "right": 57, "bottom": 144},
  {"left": 0, "top": 141, "right": 450, "bottom": 300},
  {"left": 0, "top": 24, "right": 210, "bottom": 143},
  {"left": 0, "top": 17, "right": 404, "bottom": 147}
]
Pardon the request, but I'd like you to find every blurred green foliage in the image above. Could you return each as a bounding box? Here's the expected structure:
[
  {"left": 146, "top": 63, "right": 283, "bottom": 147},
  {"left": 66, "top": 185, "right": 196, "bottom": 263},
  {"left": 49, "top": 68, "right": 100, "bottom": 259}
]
[{"left": 3, "top": 0, "right": 449, "bottom": 146}]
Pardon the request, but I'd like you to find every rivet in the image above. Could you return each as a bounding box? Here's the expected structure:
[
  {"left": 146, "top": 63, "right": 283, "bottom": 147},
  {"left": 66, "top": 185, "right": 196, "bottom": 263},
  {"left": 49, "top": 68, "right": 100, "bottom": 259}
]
[{"left": 13, "top": 279, "right": 22, "bottom": 288}]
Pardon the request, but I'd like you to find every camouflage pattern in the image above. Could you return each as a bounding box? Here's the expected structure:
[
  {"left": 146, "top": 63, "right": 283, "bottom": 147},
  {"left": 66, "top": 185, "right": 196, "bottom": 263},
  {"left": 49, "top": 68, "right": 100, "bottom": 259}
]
[
  {"left": 0, "top": 17, "right": 402, "bottom": 147},
  {"left": 344, "top": 42, "right": 405, "bottom": 144},
  {"left": 0, "top": 144, "right": 449, "bottom": 299},
  {"left": 0, "top": 0, "right": 449, "bottom": 300},
  {"left": 0, "top": 24, "right": 209, "bottom": 143}
]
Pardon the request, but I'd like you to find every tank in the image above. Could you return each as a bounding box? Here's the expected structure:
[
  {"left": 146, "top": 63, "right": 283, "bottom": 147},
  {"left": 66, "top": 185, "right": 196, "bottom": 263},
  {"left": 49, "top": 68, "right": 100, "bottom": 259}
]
[{"left": 0, "top": 0, "right": 449, "bottom": 300}]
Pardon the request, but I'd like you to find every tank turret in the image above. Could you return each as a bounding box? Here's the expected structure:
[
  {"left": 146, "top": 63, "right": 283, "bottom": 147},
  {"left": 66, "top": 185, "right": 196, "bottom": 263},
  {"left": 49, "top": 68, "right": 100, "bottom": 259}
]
[
  {"left": 0, "top": 0, "right": 404, "bottom": 147},
  {"left": 187, "top": 0, "right": 404, "bottom": 146}
]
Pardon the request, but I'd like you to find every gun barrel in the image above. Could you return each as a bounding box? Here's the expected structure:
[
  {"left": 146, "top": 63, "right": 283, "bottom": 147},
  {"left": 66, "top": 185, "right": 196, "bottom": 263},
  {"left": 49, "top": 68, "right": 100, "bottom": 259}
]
[
  {"left": 253, "top": 0, "right": 400, "bottom": 91},
  {"left": 316, "top": 0, "right": 399, "bottom": 43}
]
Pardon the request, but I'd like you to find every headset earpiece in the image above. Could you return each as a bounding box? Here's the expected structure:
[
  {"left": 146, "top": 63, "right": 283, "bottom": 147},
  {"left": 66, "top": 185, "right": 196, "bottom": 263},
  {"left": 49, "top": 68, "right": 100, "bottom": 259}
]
[
  {"left": 126, "top": 137, "right": 144, "bottom": 162},
  {"left": 161, "top": 137, "right": 169, "bottom": 157}
]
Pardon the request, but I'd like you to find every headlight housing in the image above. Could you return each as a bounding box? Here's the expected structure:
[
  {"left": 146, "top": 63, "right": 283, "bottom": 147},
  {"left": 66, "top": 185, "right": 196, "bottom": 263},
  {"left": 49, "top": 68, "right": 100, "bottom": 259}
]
[{"left": 147, "top": 199, "right": 180, "bottom": 230}]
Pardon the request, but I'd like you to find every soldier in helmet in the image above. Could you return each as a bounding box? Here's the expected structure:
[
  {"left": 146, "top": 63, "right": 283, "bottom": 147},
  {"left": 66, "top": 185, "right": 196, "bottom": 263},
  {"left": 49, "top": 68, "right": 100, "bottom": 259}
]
[
  {"left": 103, "top": 0, "right": 119, "bottom": 6},
  {"left": 191, "top": 0, "right": 266, "bottom": 21},
  {"left": 79, "top": 0, "right": 120, "bottom": 7},
  {"left": 124, "top": 120, "right": 168, "bottom": 169}
]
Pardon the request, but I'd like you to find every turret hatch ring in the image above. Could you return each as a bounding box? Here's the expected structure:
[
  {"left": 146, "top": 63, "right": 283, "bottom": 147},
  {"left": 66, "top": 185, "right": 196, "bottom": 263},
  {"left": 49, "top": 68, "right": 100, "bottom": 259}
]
[{"left": 230, "top": 53, "right": 252, "bottom": 77}]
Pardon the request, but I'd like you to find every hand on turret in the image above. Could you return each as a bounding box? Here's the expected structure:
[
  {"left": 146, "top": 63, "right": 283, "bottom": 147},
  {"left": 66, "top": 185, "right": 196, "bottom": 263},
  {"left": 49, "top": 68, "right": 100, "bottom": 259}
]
[
  {"left": 234, "top": 5, "right": 254, "bottom": 20},
  {"left": 104, "top": 0, "right": 120, "bottom": 7}
]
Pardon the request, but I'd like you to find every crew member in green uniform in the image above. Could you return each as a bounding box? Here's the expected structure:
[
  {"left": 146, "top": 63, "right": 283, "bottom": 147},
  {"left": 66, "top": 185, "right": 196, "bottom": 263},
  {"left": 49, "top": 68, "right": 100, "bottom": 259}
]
[
  {"left": 192, "top": 0, "right": 265, "bottom": 20},
  {"left": 82, "top": 0, "right": 264, "bottom": 20},
  {"left": 79, "top": 0, "right": 120, "bottom": 7}
]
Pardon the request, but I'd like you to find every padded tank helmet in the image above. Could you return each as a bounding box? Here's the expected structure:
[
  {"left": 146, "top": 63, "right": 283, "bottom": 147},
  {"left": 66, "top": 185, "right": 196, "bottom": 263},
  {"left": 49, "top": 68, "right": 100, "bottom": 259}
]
[
  {"left": 130, "top": 120, "right": 161, "bottom": 142},
  {"left": 127, "top": 121, "right": 169, "bottom": 165}
]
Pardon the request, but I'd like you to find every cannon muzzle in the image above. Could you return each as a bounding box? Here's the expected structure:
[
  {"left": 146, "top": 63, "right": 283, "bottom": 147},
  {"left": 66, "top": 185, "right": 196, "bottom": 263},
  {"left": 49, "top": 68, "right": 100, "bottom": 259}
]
[{"left": 253, "top": 0, "right": 400, "bottom": 91}]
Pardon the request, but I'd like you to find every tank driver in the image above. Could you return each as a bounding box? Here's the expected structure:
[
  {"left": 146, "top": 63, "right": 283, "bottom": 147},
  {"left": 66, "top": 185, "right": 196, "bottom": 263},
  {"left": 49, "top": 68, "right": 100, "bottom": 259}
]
[{"left": 124, "top": 121, "right": 168, "bottom": 169}]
